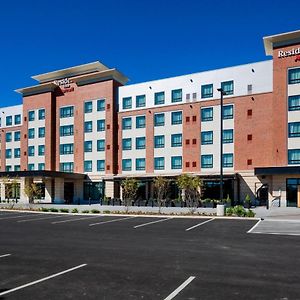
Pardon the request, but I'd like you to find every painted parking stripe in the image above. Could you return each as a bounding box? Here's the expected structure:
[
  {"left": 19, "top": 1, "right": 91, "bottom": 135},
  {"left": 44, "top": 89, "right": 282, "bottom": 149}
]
[
  {"left": 164, "top": 276, "right": 196, "bottom": 300},
  {"left": 134, "top": 217, "right": 173, "bottom": 229},
  {"left": 17, "top": 215, "right": 67, "bottom": 223},
  {"left": 0, "top": 214, "right": 42, "bottom": 220},
  {"left": 0, "top": 264, "right": 87, "bottom": 297},
  {"left": 0, "top": 254, "right": 11, "bottom": 258},
  {"left": 247, "top": 219, "right": 262, "bottom": 233},
  {"left": 52, "top": 216, "right": 101, "bottom": 224},
  {"left": 185, "top": 218, "right": 215, "bottom": 231},
  {"left": 89, "top": 216, "right": 136, "bottom": 227}
]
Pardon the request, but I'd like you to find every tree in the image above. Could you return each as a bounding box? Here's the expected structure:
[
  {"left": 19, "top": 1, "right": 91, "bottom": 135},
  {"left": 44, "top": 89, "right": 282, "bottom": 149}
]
[
  {"left": 153, "top": 177, "right": 169, "bottom": 213},
  {"left": 24, "top": 182, "right": 43, "bottom": 204},
  {"left": 121, "top": 178, "right": 139, "bottom": 213},
  {"left": 177, "top": 174, "right": 203, "bottom": 213}
]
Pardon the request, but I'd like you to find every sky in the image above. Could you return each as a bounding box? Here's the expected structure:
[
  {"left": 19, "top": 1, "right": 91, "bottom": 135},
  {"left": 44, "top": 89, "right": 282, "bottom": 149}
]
[{"left": 0, "top": 0, "right": 299, "bottom": 107}]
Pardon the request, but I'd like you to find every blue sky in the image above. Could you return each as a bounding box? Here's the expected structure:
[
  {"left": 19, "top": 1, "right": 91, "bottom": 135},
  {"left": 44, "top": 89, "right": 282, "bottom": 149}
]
[{"left": 0, "top": 0, "right": 299, "bottom": 107}]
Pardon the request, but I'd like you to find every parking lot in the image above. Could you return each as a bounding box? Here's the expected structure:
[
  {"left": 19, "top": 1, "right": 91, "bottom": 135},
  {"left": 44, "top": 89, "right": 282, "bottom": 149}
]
[{"left": 0, "top": 210, "right": 300, "bottom": 299}]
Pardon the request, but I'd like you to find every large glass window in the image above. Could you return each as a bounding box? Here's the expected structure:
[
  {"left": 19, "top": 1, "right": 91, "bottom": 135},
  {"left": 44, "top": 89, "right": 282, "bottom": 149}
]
[
  {"left": 171, "top": 134, "right": 182, "bottom": 147},
  {"left": 28, "top": 164, "right": 35, "bottom": 171},
  {"left": 84, "top": 141, "right": 93, "bottom": 152},
  {"left": 171, "top": 156, "right": 182, "bottom": 169},
  {"left": 288, "top": 95, "right": 300, "bottom": 111},
  {"left": 221, "top": 80, "right": 234, "bottom": 95},
  {"left": 136, "top": 158, "right": 146, "bottom": 171},
  {"left": 97, "top": 139, "right": 105, "bottom": 151},
  {"left": 122, "top": 97, "right": 132, "bottom": 109},
  {"left": 5, "top": 132, "right": 12, "bottom": 142},
  {"left": 154, "top": 135, "right": 165, "bottom": 148},
  {"left": 14, "top": 148, "right": 20, "bottom": 158},
  {"left": 122, "top": 138, "right": 132, "bottom": 150},
  {"left": 223, "top": 105, "right": 234, "bottom": 119},
  {"left": 223, "top": 153, "right": 233, "bottom": 167},
  {"left": 136, "top": 95, "right": 146, "bottom": 108},
  {"left": 288, "top": 149, "right": 300, "bottom": 164},
  {"left": 14, "top": 165, "right": 21, "bottom": 171},
  {"left": 38, "top": 145, "right": 45, "bottom": 156},
  {"left": 14, "top": 114, "right": 21, "bottom": 125},
  {"left": 171, "top": 89, "right": 182, "bottom": 103},
  {"left": 201, "top": 107, "right": 213, "bottom": 122},
  {"left": 223, "top": 129, "right": 234, "bottom": 143},
  {"left": 136, "top": 137, "right": 146, "bottom": 149},
  {"left": 60, "top": 143, "right": 74, "bottom": 155},
  {"left": 60, "top": 162, "right": 74, "bottom": 172},
  {"left": 288, "top": 122, "right": 300, "bottom": 137},
  {"left": 201, "top": 154, "right": 213, "bottom": 168},
  {"left": 84, "top": 101, "right": 93, "bottom": 113},
  {"left": 84, "top": 182, "right": 105, "bottom": 201},
  {"left": 5, "top": 149, "right": 12, "bottom": 159},
  {"left": 60, "top": 106, "right": 74, "bottom": 118},
  {"left": 84, "top": 160, "right": 93, "bottom": 172},
  {"left": 97, "top": 99, "right": 105, "bottom": 111},
  {"left": 171, "top": 111, "right": 182, "bottom": 125},
  {"left": 38, "top": 163, "right": 45, "bottom": 171},
  {"left": 154, "top": 92, "right": 165, "bottom": 105},
  {"left": 122, "top": 159, "right": 132, "bottom": 171},
  {"left": 97, "top": 160, "right": 105, "bottom": 171},
  {"left": 28, "top": 146, "right": 35, "bottom": 157},
  {"left": 286, "top": 178, "right": 300, "bottom": 207},
  {"left": 28, "top": 128, "right": 35, "bottom": 139},
  {"left": 38, "top": 127, "right": 45, "bottom": 138},
  {"left": 14, "top": 131, "right": 21, "bottom": 141},
  {"left": 97, "top": 120, "right": 105, "bottom": 131},
  {"left": 122, "top": 117, "right": 132, "bottom": 130},
  {"left": 201, "top": 131, "right": 213, "bottom": 145},
  {"left": 136, "top": 116, "right": 146, "bottom": 128},
  {"left": 201, "top": 84, "right": 213, "bottom": 98},
  {"left": 288, "top": 68, "right": 300, "bottom": 84},
  {"left": 38, "top": 109, "right": 45, "bottom": 120},
  {"left": 6, "top": 116, "right": 12, "bottom": 126},
  {"left": 85, "top": 121, "right": 93, "bottom": 133},
  {"left": 60, "top": 125, "right": 74, "bottom": 136},
  {"left": 28, "top": 111, "right": 35, "bottom": 121},
  {"left": 154, "top": 113, "right": 165, "bottom": 126},
  {"left": 154, "top": 157, "right": 165, "bottom": 170}
]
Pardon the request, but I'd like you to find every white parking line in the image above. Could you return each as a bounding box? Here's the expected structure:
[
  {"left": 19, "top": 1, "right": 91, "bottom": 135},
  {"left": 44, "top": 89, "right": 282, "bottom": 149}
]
[
  {"left": 164, "top": 276, "right": 196, "bottom": 300},
  {"left": 247, "top": 219, "right": 262, "bottom": 233},
  {"left": 17, "top": 215, "right": 66, "bottom": 223},
  {"left": 0, "top": 215, "right": 40, "bottom": 220},
  {"left": 0, "top": 263, "right": 87, "bottom": 297},
  {"left": 134, "top": 217, "right": 173, "bottom": 229},
  {"left": 0, "top": 254, "right": 11, "bottom": 258},
  {"left": 89, "top": 216, "right": 136, "bottom": 227},
  {"left": 185, "top": 218, "right": 215, "bottom": 231},
  {"left": 52, "top": 216, "right": 101, "bottom": 224}
]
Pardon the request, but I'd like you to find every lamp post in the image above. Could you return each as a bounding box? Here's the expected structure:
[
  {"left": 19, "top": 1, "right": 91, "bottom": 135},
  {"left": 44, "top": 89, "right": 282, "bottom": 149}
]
[{"left": 217, "top": 88, "right": 227, "bottom": 203}]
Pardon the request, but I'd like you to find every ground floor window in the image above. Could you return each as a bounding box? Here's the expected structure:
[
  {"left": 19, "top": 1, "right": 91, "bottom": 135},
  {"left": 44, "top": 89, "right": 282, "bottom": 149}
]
[
  {"left": 5, "top": 183, "right": 20, "bottom": 200},
  {"left": 84, "top": 182, "right": 104, "bottom": 201},
  {"left": 286, "top": 178, "right": 300, "bottom": 207},
  {"left": 202, "top": 179, "right": 234, "bottom": 203}
]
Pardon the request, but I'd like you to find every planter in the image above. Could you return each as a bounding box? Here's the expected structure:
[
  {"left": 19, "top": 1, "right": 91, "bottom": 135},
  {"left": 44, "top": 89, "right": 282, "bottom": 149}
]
[{"left": 216, "top": 204, "right": 225, "bottom": 216}]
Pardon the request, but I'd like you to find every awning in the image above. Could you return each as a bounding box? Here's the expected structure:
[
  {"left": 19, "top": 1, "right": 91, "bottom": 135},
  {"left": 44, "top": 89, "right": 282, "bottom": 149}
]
[{"left": 255, "top": 166, "right": 300, "bottom": 176}]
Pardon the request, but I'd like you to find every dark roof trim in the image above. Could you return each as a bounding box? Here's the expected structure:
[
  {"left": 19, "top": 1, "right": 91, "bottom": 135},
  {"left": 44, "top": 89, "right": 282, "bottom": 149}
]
[
  {"left": 255, "top": 166, "right": 300, "bottom": 176},
  {"left": 0, "top": 170, "right": 86, "bottom": 180}
]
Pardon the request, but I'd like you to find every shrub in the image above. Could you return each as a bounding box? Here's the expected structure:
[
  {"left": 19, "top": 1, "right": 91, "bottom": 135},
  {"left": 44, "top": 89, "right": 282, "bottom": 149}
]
[
  {"left": 72, "top": 208, "right": 78, "bottom": 213},
  {"left": 232, "top": 205, "right": 247, "bottom": 217},
  {"left": 103, "top": 210, "right": 111, "bottom": 214},
  {"left": 91, "top": 209, "right": 100, "bottom": 214},
  {"left": 246, "top": 209, "right": 255, "bottom": 218},
  {"left": 225, "top": 207, "right": 234, "bottom": 216},
  {"left": 50, "top": 208, "right": 59, "bottom": 212},
  {"left": 41, "top": 207, "right": 49, "bottom": 212},
  {"left": 82, "top": 210, "right": 90, "bottom": 213},
  {"left": 60, "top": 208, "right": 69, "bottom": 213}
]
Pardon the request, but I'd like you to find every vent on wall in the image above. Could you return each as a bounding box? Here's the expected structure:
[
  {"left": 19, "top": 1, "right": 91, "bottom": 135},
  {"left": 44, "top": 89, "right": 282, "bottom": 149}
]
[
  {"left": 247, "top": 84, "right": 253, "bottom": 94},
  {"left": 186, "top": 94, "right": 190, "bottom": 102},
  {"left": 192, "top": 93, "right": 197, "bottom": 101}
]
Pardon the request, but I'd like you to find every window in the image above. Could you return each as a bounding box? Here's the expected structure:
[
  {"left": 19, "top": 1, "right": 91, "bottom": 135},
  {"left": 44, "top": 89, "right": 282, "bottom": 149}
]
[
  {"left": 38, "top": 163, "right": 45, "bottom": 171},
  {"left": 288, "top": 149, "right": 300, "bottom": 164},
  {"left": 38, "top": 145, "right": 45, "bottom": 156},
  {"left": 6, "top": 116, "right": 12, "bottom": 126},
  {"left": 122, "top": 117, "right": 132, "bottom": 130},
  {"left": 171, "top": 134, "right": 182, "bottom": 147},
  {"left": 136, "top": 95, "right": 146, "bottom": 108},
  {"left": 201, "top": 107, "right": 213, "bottom": 122},
  {"left": 14, "top": 114, "right": 21, "bottom": 125},
  {"left": 154, "top": 157, "right": 164, "bottom": 170},
  {"left": 60, "top": 106, "right": 74, "bottom": 118},
  {"left": 122, "top": 159, "right": 132, "bottom": 171},
  {"left": 154, "top": 113, "right": 165, "bottom": 126},
  {"left": 201, "top": 131, "right": 213, "bottom": 145},
  {"left": 223, "top": 129, "right": 233, "bottom": 143},
  {"left": 84, "top": 160, "right": 93, "bottom": 172},
  {"left": 5, "top": 149, "right": 12, "bottom": 159},
  {"left": 136, "top": 137, "right": 146, "bottom": 149},
  {"left": 5, "top": 132, "right": 12, "bottom": 142},
  {"left": 97, "top": 139, "right": 105, "bottom": 151},
  {"left": 38, "top": 127, "right": 45, "bottom": 138},
  {"left": 201, "top": 155, "right": 213, "bottom": 168},
  {"left": 97, "top": 99, "right": 105, "bottom": 111},
  {"left": 221, "top": 80, "right": 234, "bottom": 95},
  {"left": 171, "top": 111, "right": 182, "bottom": 125},
  {"left": 14, "top": 165, "right": 21, "bottom": 171},
  {"left": 14, "top": 131, "right": 21, "bottom": 141},
  {"left": 136, "top": 116, "right": 146, "bottom": 128},
  {"left": 84, "top": 121, "right": 93, "bottom": 133},
  {"left": 38, "top": 109, "right": 45, "bottom": 120},
  {"left": 84, "top": 101, "right": 93, "bottom": 113},
  {"left": 288, "top": 68, "right": 300, "bottom": 84},
  {"left": 288, "top": 122, "right": 300, "bottom": 138},
  {"left": 223, "top": 105, "right": 233, "bottom": 119},
  {"left": 122, "top": 138, "right": 132, "bottom": 150},
  {"left": 97, "top": 160, "right": 105, "bottom": 171},
  {"left": 201, "top": 84, "right": 213, "bottom": 98},
  {"left": 6, "top": 165, "right": 12, "bottom": 172},
  {"left": 288, "top": 95, "right": 300, "bottom": 111},
  {"left": 154, "top": 92, "right": 165, "bottom": 105},
  {"left": 171, "top": 156, "right": 182, "bottom": 169},
  {"left": 14, "top": 148, "right": 20, "bottom": 158},
  {"left": 28, "top": 164, "right": 35, "bottom": 171},
  {"left": 223, "top": 153, "right": 233, "bottom": 167},
  {"left": 60, "top": 125, "right": 74, "bottom": 136},
  {"left": 122, "top": 97, "right": 132, "bottom": 109},
  {"left": 60, "top": 143, "right": 74, "bottom": 155},
  {"left": 84, "top": 141, "right": 93, "bottom": 152},
  {"left": 154, "top": 135, "right": 165, "bottom": 148},
  {"left": 171, "top": 89, "right": 182, "bottom": 103},
  {"left": 28, "top": 146, "right": 35, "bottom": 157},
  {"left": 96, "top": 119, "right": 105, "bottom": 132},
  {"left": 60, "top": 162, "right": 74, "bottom": 172},
  {"left": 28, "top": 128, "right": 35, "bottom": 139},
  {"left": 28, "top": 111, "right": 35, "bottom": 121},
  {"left": 136, "top": 158, "right": 146, "bottom": 171}
]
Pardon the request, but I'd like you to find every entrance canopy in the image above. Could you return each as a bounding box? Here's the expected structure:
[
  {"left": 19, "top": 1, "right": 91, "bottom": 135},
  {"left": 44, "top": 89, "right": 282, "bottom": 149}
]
[{"left": 255, "top": 166, "right": 300, "bottom": 176}]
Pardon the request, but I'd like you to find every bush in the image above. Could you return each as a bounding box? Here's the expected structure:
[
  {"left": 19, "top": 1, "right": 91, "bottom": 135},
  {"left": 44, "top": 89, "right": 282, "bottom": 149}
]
[
  {"left": 91, "top": 209, "right": 100, "bottom": 214},
  {"left": 71, "top": 208, "right": 78, "bottom": 213},
  {"left": 82, "top": 210, "right": 90, "bottom": 213},
  {"left": 232, "top": 205, "right": 247, "bottom": 217},
  {"left": 103, "top": 210, "right": 111, "bottom": 214},
  {"left": 41, "top": 207, "right": 49, "bottom": 212},
  {"left": 225, "top": 207, "right": 234, "bottom": 216},
  {"left": 60, "top": 208, "right": 69, "bottom": 213},
  {"left": 50, "top": 208, "right": 58, "bottom": 212},
  {"left": 246, "top": 209, "right": 255, "bottom": 218}
]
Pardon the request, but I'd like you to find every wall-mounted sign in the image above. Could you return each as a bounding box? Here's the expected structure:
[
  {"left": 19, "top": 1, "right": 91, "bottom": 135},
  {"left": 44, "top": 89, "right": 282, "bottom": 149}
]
[
  {"left": 54, "top": 78, "right": 71, "bottom": 88},
  {"left": 278, "top": 47, "right": 300, "bottom": 59}
]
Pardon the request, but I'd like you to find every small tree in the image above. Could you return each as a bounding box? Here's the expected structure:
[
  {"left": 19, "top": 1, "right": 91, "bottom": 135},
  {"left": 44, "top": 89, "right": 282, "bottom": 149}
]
[
  {"left": 24, "top": 183, "right": 43, "bottom": 204},
  {"left": 244, "top": 194, "right": 251, "bottom": 208},
  {"left": 177, "top": 174, "right": 203, "bottom": 213},
  {"left": 121, "top": 178, "right": 139, "bottom": 213},
  {"left": 153, "top": 177, "right": 169, "bottom": 213}
]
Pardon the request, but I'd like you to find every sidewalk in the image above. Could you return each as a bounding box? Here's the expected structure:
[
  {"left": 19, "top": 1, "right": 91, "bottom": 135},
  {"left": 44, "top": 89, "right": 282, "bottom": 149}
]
[{"left": 253, "top": 207, "right": 300, "bottom": 221}]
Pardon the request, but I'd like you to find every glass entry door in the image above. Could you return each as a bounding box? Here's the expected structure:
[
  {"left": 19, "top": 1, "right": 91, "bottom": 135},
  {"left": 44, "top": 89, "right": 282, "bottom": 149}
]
[{"left": 286, "top": 179, "right": 299, "bottom": 207}]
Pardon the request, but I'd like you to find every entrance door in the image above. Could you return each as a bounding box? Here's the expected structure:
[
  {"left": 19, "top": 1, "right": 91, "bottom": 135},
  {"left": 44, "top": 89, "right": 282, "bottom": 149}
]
[
  {"left": 298, "top": 186, "right": 300, "bottom": 208},
  {"left": 64, "top": 182, "right": 74, "bottom": 204},
  {"left": 286, "top": 179, "right": 298, "bottom": 207}
]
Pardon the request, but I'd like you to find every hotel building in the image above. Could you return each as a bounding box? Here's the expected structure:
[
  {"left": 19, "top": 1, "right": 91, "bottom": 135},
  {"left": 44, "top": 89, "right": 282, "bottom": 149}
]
[{"left": 1, "top": 29, "right": 300, "bottom": 207}]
